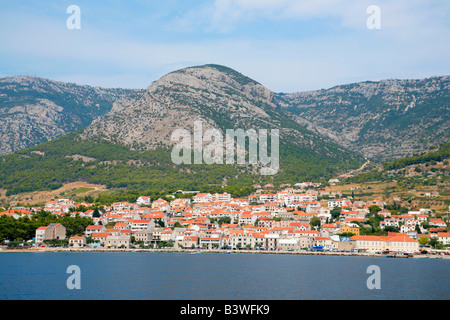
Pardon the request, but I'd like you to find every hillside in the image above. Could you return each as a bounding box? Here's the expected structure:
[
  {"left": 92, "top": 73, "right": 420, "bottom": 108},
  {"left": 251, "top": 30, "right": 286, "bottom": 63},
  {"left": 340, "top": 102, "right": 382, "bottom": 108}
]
[
  {"left": 0, "top": 65, "right": 363, "bottom": 197},
  {"left": 337, "top": 142, "right": 450, "bottom": 211},
  {"left": 0, "top": 75, "right": 141, "bottom": 155},
  {"left": 277, "top": 76, "right": 450, "bottom": 161}
]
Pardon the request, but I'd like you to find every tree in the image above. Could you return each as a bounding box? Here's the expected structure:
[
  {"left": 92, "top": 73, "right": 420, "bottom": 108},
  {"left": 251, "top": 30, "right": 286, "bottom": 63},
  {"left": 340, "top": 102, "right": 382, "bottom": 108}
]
[
  {"left": 429, "top": 237, "right": 439, "bottom": 248},
  {"left": 339, "top": 232, "right": 355, "bottom": 237},
  {"left": 310, "top": 216, "right": 321, "bottom": 229},
  {"left": 93, "top": 208, "right": 100, "bottom": 218},
  {"left": 331, "top": 207, "right": 341, "bottom": 220},
  {"left": 157, "top": 219, "right": 165, "bottom": 227},
  {"left": 384, "top": 226, "right": 400, "bottom": 233},
  {"left": 418, "top": 237, "right": 429, "bottom": 246},
  {"left": 217, "top": 216, "right": 231, "bottom": 226},
  {"left": 415, "top": 224, "right": 422, "bottom": 234},
  {"left": 368, "top": 205, "right": 382, "bottom": 217}
]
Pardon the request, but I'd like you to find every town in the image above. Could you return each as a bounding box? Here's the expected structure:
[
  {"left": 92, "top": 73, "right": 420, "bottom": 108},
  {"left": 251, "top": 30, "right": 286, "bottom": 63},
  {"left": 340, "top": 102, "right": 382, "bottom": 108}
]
[{"left": 1, "top": 180, "right": 449, "bottom": 257}]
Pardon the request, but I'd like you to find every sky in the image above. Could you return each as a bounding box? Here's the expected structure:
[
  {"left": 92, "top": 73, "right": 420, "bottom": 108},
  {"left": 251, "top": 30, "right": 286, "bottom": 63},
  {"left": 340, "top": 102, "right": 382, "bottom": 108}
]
[{"left": 0, "top": 0, "right": 449, "bottom": 92}]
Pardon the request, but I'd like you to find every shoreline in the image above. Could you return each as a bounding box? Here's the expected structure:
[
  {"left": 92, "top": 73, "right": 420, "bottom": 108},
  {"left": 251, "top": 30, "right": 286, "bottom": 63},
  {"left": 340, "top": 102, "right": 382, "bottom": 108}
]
[{"left": 1, "top": 247, "right": 448, "bottom": 259}]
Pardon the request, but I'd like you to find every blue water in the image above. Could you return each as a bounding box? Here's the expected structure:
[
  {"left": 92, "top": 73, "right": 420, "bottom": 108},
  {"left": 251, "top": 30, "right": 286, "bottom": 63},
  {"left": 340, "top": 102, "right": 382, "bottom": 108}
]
[{"left": 0, "top": 252, "right": 448, "bottom": 300}]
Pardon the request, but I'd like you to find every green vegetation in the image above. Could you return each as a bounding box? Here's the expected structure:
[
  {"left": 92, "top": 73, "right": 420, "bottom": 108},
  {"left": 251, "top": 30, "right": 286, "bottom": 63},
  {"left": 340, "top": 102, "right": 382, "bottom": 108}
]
[
  {"left": 310, "top": 216, "right": 321, "bottom": 229},
  {"left": 0, "top": 130, "right": 361, "bottom": 197},
  {"left": 0, "top": 210, "right": 93, "bottom": 242},
  {"left": 347, "top": 142, "right": 449, "bottom": 192},
  {"left": 384, "top": 142, "right": 450, "bottom": 170}
]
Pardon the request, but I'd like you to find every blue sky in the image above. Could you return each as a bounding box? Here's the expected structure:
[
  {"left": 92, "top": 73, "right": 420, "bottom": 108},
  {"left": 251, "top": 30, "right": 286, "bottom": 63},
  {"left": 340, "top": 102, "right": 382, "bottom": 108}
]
[{"left": 1, "top": 0, "right": 449, "bottom": 92}]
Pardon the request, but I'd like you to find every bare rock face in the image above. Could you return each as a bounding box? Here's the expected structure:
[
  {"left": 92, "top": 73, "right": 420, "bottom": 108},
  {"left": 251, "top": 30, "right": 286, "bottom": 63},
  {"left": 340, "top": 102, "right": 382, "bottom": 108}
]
[
  {"left": 80, "top": 65, "right": 287, "bottom": 150},
  {"left": 278, "top": 76, "right": 450, "bottom": 161},
  {"left": 2, "top": 66, "right": 447, "bottom": 164},
  {"left": 0, "top": 75, "right": 140, "bottom": 155}
]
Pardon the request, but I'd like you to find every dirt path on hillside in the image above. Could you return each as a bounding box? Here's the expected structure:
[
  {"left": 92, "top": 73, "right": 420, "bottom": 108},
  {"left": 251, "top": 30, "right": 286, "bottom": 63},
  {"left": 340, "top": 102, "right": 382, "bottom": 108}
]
[
  {"left": 4, "top": 182, "right": 107, "bottom": 206},
  {"left": 338, "top": 160, "right": 371, "bottom": 178}
]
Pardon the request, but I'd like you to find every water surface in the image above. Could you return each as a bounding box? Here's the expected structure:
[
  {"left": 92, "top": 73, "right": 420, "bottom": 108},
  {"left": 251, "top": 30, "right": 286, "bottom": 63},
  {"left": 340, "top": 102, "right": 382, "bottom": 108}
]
[{"left": 0, "top": 252, "right": 448, "bottom": 300}]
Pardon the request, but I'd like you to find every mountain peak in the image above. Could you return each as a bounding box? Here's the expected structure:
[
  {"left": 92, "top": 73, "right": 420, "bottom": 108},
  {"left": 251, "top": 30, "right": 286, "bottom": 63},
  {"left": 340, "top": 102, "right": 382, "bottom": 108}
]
[{"left": 147, "top": 64, "right": 269, "bottom": 104}]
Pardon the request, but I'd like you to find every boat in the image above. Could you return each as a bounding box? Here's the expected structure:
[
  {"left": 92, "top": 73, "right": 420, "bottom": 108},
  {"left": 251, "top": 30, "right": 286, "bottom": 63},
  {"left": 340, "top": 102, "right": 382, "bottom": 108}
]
[
  {"left": 383, "top": 250, "right": 397, "bottom": 258},
  {"left": 191, "top": 250, "right": 202, "bottom": 254},
  {"left": 403, "top": 252, "right": 413, "bottom": 258}
]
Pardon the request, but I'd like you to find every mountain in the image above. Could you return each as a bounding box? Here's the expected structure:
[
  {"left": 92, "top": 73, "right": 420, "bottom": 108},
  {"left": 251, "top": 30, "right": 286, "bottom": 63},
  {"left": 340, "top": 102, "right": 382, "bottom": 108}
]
[
  {"left": 0, "top": 65, "right": 363, "bottom": 196},
  {"left": 277, "top": 76, "right": 450, "bottom": 162},
  {"left": 347, "top": 142, "right": 449, "bottom": 193},
  {"left": 0, "top": 75, "right": 141, "bottom": 155}
]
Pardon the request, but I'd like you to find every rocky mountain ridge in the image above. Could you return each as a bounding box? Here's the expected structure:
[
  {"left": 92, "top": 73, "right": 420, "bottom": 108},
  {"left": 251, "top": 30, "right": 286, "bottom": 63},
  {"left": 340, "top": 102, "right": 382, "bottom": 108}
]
[
  {"left": 0, "top": 75, "right": 141, "bottom": 155},
  {"left": 277, "top": 76, "right": 450, "bottom": 161}
]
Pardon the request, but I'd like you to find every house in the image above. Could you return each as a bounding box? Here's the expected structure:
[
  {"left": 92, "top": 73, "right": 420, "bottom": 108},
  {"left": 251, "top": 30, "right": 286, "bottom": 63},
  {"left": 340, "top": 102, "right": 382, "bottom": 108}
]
[
  {"left": 136, "top": 196, "right": 152, "bottom": 206},
  {"left": 85, "top": 225, "right": 106, "bottom": 237},
  {"left": 263, "top": 233, "right": 279, "bottom": 251},
  {"left": 151, "top": 198, "right": 170, "bottom": 211},
  {"left": 106, "top": 235, "right": 130, "bottom": 249},
  {"left": 400, "top": 224, "right": 417, "bottom": 234},
  {"left": 327, "top": 198, "right": 351, "bottom": 209},
  {"left": 315, "top": 237, "right": 337, "bottom": 251},
  {"left": 378, "top": 210, "right": 391, "bottom": 218},
  {"left": 229, "top": 231, "right": 264, "bottom": 249},
  {"left": 322, "top": 223, "right": 340, "bottom": 233},
  {"left": 340, "top": 210, "right": 365, "bottom": 221},
  {"left": 293, "top": 236, "right": 314, "bottom": 249},
  {"left": 199, "top": 236, "right": 221, "bottom": 249},
  {"left": 293, "top": 230, "right": 321, "bottom": 238},
  {"left": 351, "top": 235, "right": 419, "bottom": 253},
  {"left": 238, "top": 212, "right": 257, "bottom": 226},
  {"left": 69, "top": 235, "right": 86, "bottom": 248},
  {"left": 134, "top": 230, "right": 155, "bottom": 246},
  {"left": 212, "top": 193, "right": 231, "bottom": 202},
  {"left": 340, "top": 223, "right": 360, "bottom": 236},
  {"left": 114, "top": 222, "right": 129, "bottom": 230},
  {"left": 429, "top": 218, "right": 447, "bottom": 228},
  {"left": 193, "top": 193, "right": 213, "bottom": 203},
  {"left": 416, "top": 215, "right": 428, "bottom": 224},
  {"left": 437, "top": 232, "right": 450, "bottom": 245},
  {"left": 258, "top": 194, "right": 276, "bottom": 203},
  {"left": 0, "top": 210, "right": 21, "bottom": 219},
  {"left": 111, "top": 202, "right": 136, "bottom": 211},
  {"left": 1, "top": 209, "right": 33, "bottom": 219},
  {"left": 128, "top": 219, "right": 155, "bottom": 232},
  {"left": 180, "top": 236, "right": 199, "bottom": 249},
  {"left": 91, "top": 232, "right": 110, "bottom": 245},
  {"left": 380, "top": 218, "right": 400, "bottom": 229},
  {"left": 279, "top": 238, "right": 300, "bottom": 251},
  {"left": 35, "top": 223, "right": 66, "bottom": 244},
  {"left": 171, "top": 198, "right": 191, "bottom": 208}
]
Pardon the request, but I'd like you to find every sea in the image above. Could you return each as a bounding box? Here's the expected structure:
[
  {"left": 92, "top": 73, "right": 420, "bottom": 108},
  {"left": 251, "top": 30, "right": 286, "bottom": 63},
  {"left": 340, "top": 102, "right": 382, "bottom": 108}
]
[{"left": 0, "top": 252, "right": 448, "bottom": 300}]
